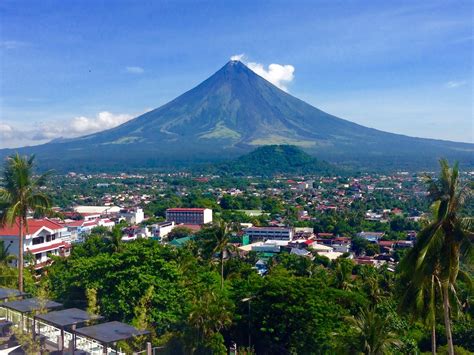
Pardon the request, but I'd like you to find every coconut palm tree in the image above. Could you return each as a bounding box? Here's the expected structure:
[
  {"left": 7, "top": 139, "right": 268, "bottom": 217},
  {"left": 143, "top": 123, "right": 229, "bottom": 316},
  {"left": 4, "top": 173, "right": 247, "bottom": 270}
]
[
  {"left": 347, "top": 306, "right": 401, "bottom": 354},
  {"left": 399, "top": 260, "right": 441, "bottom": 355},
  {"left": 0, "top": 154, "right": 52, "bottom": 292},
  {"left": 200, "top": 221, "right": 235, "bottom": 289},
  {"left": 333, "top": 258, "right": 354, "bottom": 291},
  {"left": 109, "top": 225, "right": 124, "bottom": 253},
  {"left": 0, "top": 240, "right": 16, "bottom": 264},
  {"left": 401, "top": 160, "right": 472, "bottom": 355}
]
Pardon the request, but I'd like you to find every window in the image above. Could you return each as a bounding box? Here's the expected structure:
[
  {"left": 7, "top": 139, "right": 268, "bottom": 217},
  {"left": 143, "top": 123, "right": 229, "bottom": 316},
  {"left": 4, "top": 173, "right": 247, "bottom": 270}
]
[
  {"left": 35, "top": 253, "right": 42, "bottom": 260},
  {"left": 32, "top": 236, "right": 44, "bottom": 245}
]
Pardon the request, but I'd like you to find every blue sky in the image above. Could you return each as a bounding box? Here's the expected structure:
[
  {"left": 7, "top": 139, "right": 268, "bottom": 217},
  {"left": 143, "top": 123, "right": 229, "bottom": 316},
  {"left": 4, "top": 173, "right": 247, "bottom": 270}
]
[{"left": 0, "top": 0, "right": 472, "bottom": 148}]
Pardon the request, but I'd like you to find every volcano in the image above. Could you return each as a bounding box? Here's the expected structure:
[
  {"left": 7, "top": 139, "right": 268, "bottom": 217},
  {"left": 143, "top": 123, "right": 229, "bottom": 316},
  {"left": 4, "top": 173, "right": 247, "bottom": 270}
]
[{"left": 2, "top": 60, "right": 472, "bottom": 171}]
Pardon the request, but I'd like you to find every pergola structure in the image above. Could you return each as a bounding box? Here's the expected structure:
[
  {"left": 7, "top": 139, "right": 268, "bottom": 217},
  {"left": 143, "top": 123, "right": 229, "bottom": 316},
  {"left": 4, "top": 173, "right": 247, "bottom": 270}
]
[
  {"left": 0, "top": 288, "right": 27, "bottom": 302},
  {"left": 74, "top": 321, "right": 150, "bottom": 354},
  {"left": 0, "top": 298, "right": 63, "bottom": 333},
  {"left": 34, "top": 308, "right": 104, "bottom": 352}
]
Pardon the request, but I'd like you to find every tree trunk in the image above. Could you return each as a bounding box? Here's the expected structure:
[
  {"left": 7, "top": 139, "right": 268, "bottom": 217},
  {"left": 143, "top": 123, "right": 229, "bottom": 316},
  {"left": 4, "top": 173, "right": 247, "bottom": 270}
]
[
  {"left": 442, "top": 285, "right": 454, "bottom": 355},
  {"left": 220, "top": 252, "right": 224, "bottom": 290},
  {"left": 431, "top": 323, "right": 437, "bottom": 355},
  {"left": 18, "top": 220, "right": 24, "bottom": 292}
]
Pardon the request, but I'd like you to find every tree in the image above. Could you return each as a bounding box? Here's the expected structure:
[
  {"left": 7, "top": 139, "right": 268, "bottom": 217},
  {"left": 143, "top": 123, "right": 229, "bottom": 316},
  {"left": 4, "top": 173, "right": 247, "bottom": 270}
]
[
  {"left": 199, "top": 222, "right": 235, "bottom": 289},
  {"left": 333, "top": 258, "right": 355, "bottom": 291},
  {"left": 0, "top": 240, "right": 15, "bottom": 264},
  {"left": 109, "top": 225, "right": 123, "bottom": 253},
  {"left": 167, "top": 226, "right": 193, "bottom": 241},
  {"left": 86, "top": 288, "right": 100, "bottom": 318},
  {"left": 186, "top": 286, "right": 233, "bottom": 354},
  {"left": 0, "top": 154, "right": 52, "bottom": 292},
  {"left": 346, "top": 306, "right": 401, "bottom": 354},
  {"left": 400, "top": 160, "right": 473, "bottom": 355},
  {"left": 399, "top": 269, "right": 441, "bottom": 355}
]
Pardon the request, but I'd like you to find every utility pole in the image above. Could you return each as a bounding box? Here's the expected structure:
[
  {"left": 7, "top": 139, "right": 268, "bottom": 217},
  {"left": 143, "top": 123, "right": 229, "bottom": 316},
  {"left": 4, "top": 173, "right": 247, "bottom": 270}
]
[{"left": 241, "top": 297, "right": 254, "bottom": 350}]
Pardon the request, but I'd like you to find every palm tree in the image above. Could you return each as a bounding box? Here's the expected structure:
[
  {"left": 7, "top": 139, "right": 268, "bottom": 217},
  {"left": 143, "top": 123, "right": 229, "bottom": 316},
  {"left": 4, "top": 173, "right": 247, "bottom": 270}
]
[
  {"left": 0, "top": 154, "right": 52, "bottom": 292},
  {"left": 109, "top": 225, "right": 123, "bottom": 253},
  {"left": 0, "top": 240, "right": 16, "bottom": 264},
  {"left": 333, "top": 258, "right": 354, "bottom": 291},
  {"left": 399, "top": 216, "right": 443, "bottom": 355},
  {"left": 187, "top": 287, "right": 233, "bottom": 353},
  {"left": 347, "top": 306, "right": 401, "bottom": 355},
  {"left": 201, "top": 221, "right": 234, "bottom": 289},
  {"left": 401, "top": 160, "right": 472, "bottom": 355}
]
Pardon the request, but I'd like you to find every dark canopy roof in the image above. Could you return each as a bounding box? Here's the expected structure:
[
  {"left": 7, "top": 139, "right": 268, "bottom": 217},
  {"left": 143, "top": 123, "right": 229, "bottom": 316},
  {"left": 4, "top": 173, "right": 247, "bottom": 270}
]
[
  {"left": 35, "top": 308, "right": 103, "bottom": 328},
  {"left": 74, "top": 321, "right": 149, "bottom": 344},
  {"left": 0, "top": 288, "right": 26, "bottom": 301},
  {"left": 1, "top": 298, "right": 62, "bottom": 313}
]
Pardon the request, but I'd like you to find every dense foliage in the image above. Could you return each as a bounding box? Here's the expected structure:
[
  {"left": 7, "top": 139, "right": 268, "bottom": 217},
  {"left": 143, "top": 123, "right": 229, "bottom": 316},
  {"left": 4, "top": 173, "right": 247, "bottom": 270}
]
[{"left": 39, "top": 232, "right": 473, "bottom": 354}]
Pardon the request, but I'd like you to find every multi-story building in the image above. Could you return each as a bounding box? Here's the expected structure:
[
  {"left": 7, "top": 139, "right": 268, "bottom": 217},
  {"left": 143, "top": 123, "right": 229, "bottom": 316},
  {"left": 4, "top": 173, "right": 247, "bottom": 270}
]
[
  {"left": 244, "top": 226, "right": 294, "bottom": 242},
  {"left": 0, "top": 218, "right": 71, "bottom": 270},
  {"left": 151, "top": 221, "right": 175, "bottom": 241},
  {"left": 120, "top": 207, "right": 144, "bottom": 224},
  {"left": 166, "top": 208, "right": 213, "bottom": 225}
]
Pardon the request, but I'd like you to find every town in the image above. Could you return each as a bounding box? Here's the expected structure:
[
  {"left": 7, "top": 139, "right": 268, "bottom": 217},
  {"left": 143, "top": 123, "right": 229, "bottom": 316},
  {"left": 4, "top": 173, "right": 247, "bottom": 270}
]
[
  {"left": 2, "top": 170, "right": 440, "bottom": 276},
  {"left": 1, "top": 163, "right": 472, "bottom": 353}
]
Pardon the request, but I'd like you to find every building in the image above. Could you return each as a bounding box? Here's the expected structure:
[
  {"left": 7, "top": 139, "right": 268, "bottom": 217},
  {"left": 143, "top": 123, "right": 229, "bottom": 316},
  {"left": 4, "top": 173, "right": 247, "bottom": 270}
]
[
  {"left": 120, "top": 207, "right": 144, "bottom": 224},
  {"left": 151, "top": 221, "right": 175, "bottom": 240},
  {"left": 0, "top": 218, "right": 71, "bottom": 270},
  {"left": 244, "top": 226, "right": 293, "bottom": 242},
  {"left": 73, "top": 205, "right": 121, "bottom": 215},
  {"left": 166, "top": 208, "right": 213, "bottom": 225},
  {"left": 61, "top": 218, "right": 115, "bottom": 243},
  {"left": 357, "top": 231, "right": 385, "bottom": 243}
]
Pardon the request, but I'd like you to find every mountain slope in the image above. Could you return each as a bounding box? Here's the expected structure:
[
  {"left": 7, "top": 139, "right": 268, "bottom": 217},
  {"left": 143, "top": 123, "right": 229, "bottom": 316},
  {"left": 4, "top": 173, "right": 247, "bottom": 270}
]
[{"left": 2, "top": 60, "right": 473, "bottom": 171}]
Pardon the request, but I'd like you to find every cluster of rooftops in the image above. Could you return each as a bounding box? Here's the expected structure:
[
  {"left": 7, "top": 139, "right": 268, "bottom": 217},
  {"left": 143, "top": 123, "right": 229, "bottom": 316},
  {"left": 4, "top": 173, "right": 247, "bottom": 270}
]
[{"left": 0, "top": 287, "right": 150, "bottom": 354}]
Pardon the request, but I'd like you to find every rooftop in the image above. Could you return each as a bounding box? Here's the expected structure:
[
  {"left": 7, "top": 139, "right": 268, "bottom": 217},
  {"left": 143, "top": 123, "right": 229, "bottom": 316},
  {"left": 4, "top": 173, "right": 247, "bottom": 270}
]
[
  {"left": 35, "top": 308, "right": 103, "bottom": 328},
  {"left": 0, "top": 287, "right": 26, "bottom": 301},
  {"left": 2, "top": 298, "right": 63, "bottom": 313},
  {"left": 74, "top": 321, "right": 149, "bottom": 345},
  {"left": 0, "top": 218, "right": 64, "bottom": 237}
]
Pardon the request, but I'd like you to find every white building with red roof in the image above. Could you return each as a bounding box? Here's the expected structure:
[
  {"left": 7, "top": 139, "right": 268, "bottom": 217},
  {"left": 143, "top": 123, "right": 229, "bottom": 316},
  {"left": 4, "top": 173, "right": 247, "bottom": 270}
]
[{"left": 0, "top": 218, "right": 71, "bottom": 270}]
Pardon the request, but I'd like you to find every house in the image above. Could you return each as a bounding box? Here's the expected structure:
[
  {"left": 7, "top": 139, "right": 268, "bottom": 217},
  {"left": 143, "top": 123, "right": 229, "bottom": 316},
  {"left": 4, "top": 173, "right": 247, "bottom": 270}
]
[
  {"left": 357, "top": 231, "right": 385, "bottom": 243},
  {"left": 0, "top": 218, "right": 71, "bottom": 270},
  {"left": 150, "top": 221, "right": 175, "bottom": 241},
  {"left": 120, "top": 207, "right": 144, "bottom": 224},
  {"left": 309, "top": 243, "right": 343, "bottom": 260},
  {"left": 378, "top": 240, "right": 396, "bottom": 252},
  {"left": 331, "top": 237, "right": 351, "bottom": 253},
  {"left": 166, "top": 208, "right": 213, "bottom": 225}
]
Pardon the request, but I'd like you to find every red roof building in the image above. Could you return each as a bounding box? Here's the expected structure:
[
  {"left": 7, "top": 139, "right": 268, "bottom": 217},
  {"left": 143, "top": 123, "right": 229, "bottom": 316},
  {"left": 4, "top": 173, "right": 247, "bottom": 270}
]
[{"left": 0, "top": 218, "right": 71, "bottom": 271}]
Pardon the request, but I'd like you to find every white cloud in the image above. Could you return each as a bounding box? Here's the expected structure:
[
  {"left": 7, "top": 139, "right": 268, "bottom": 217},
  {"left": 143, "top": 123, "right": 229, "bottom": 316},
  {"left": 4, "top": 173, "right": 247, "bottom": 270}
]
[
  {"left": 230, "top": 54, "right": 245, "bottom": 61},
  {"left": 70, "top": 111, "right": 133, "bottom": 134},
  {"left": 0, "top": 111, "right": 135, "bottom": 148},
  {"left": 126, "top": 66, "right": 144, "bottom": 74},
  {"left": 246, "top": 62, "right": 295, "bottom": 92},
  {"left": 230, "top": 53, "right": 295, "bottom": 91},
  {"left": 0, "top": 123, "right": 14, "bottom": 139},
  {"left": 445, "top": 80, "right": 467, "bottom": 88}
]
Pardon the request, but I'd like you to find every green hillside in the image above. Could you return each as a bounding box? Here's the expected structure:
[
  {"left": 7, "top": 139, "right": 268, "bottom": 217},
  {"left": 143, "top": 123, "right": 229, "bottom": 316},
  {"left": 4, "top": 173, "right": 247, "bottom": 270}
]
[{"left": 208, "top": 145, "right": 339, "bottom": 176}]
